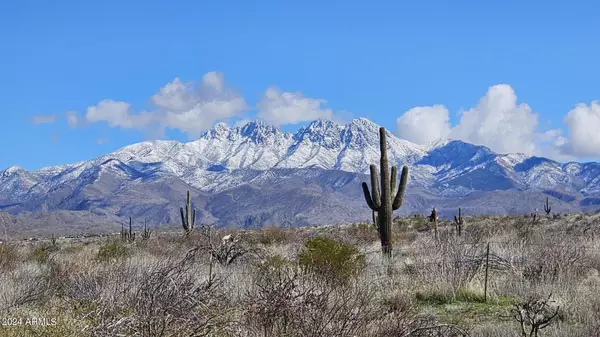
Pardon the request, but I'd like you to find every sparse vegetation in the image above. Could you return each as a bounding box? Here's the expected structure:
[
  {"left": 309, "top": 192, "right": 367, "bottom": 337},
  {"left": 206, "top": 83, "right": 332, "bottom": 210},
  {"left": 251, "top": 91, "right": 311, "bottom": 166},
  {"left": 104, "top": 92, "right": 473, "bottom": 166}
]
[
  {"left": 1, "top": 213, "right": 600, "bottom": 336},
  {"left": 298, "top": 235, "right": 366, "bottom": 285}
]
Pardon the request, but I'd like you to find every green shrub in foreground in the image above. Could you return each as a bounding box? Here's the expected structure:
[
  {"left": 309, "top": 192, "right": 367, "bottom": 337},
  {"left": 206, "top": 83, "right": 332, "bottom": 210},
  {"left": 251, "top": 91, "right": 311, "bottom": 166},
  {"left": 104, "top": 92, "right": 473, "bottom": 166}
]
[
  {"left": 96, "top": 239, "right": 131, "bottom": 262},
  {"left": 298, "top": 236, "right": 366, "bottom": 285}
]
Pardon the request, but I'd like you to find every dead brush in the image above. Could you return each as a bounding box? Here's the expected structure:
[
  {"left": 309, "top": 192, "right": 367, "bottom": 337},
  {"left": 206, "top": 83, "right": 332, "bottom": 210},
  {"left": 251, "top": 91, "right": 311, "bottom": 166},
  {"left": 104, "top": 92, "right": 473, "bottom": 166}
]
[
  {"left": 242, "top": 254, "right": 377, "bottom": 337},
  {"left": 515, "top": 238, "right": 588, "bottom": 285},
  {"left": 78, "top": 249, "right": 236, "bottom": 336},
  {"left": 512, "top": 293, "right": 560, "bottom": 337},
  {"left": 197, "top": 223, "right": 263, "bottom": 266}
]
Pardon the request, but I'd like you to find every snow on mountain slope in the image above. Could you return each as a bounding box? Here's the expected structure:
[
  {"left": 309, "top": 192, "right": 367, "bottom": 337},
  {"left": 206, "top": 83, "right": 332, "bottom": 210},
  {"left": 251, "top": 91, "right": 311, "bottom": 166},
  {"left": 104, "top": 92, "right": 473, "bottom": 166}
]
[{"left": 2, "top": 117, "right": 600, "bottom": 222}]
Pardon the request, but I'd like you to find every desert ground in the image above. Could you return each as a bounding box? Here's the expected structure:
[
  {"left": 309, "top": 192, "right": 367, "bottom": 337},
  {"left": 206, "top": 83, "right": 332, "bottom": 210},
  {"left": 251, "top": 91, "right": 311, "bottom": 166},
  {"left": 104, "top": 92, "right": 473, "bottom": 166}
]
[{"left": 1, "top": 212, "right": 599, "bottom": 336}]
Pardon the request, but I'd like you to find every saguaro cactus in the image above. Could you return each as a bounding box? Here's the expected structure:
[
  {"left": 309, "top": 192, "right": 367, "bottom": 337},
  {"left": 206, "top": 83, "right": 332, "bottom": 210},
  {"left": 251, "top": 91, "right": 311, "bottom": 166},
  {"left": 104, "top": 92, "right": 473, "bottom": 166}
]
[
  {"left": 544, "top": 197, "right": 551, "bottom": 215},
  {"left": 362, "top": 127, "right": 409, "bottom": 257},
  {"left": 121, "top": 217, "right": 135, "bottom": 242},
  {"left": 454, "top": 207, "right": 464, "bottom": 236},
  {"left": 180, "top": 190, "right": 196, "bottom": 235},
  {"left": 429, "top": 208, "right": 439, "bottom": 241},
  {"left": 141, "top": 219, "right": 151, "bottom": 240}
]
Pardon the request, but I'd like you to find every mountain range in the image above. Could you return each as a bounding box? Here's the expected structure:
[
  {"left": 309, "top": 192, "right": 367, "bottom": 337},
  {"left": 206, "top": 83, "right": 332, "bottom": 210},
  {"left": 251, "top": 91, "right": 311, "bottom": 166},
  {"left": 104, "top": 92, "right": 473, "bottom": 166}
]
[{"left": 1, "top": 118, "right": 599, "bottom": 237}]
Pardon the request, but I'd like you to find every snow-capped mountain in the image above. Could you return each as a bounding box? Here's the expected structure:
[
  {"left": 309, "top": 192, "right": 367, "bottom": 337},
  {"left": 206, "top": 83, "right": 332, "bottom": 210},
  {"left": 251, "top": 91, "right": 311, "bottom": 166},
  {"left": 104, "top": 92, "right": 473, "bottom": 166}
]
[{"left": 1, "top": 117, "right": 599, "bottom": 234}]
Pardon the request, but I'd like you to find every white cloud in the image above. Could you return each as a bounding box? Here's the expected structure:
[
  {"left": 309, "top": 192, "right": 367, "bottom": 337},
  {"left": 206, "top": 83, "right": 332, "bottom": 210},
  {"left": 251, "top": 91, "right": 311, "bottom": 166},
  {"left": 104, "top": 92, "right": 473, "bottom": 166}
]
[
  {"left": 450, "top": 84, "right": 539, "bottom": 154},
  {"left": 85, "top": 100, "right": 155, "bottom": 129},
  {"left": 151, "top": 72, "right": 247, "bottom": 138},
  {"left": 395, "top": 85, "right": 600, "bottom": 160},
  {"left": 65, "top": 111, "right": 79, "bottom": 128},
  {"left": 559, "top": 101, "right": 600, "bottom": 158},
  {"left": 396, "top": 84, "right": 544, "bottom": 154},
  {"left": 396, "top": 105, "right": 451, "bottom": 144},
  {"left": 75, "top": 72, "right": 247, "bottom": 139},
  {"left": 31, "top": 114, "right": 57, "bottom": 124},
  {"left": 257, "top": 87, "right": 335, "bottom": 126}
]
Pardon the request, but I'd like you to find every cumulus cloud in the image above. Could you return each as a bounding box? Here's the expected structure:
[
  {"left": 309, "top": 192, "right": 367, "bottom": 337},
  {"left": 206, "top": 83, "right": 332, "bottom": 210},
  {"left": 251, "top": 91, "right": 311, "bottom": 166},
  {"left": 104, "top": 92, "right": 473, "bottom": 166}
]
[
  {"left": 559, "top": 101, "right": 600, "bottom": 158},
  {"left": 150, "top": 72, "right": 247, "bottom": 137},
  {"left": 450, "top": 84, "right": 540, "bottom": 154},
  {"left": 395, "top": 84, "right": 543, "bottom": 154},
  {"left": 396, "top": 105, "right": 451, "bottom": 144},
  {"left": 85, "top": 100, "right": 155, "bottom": 129},
  {"left": 31, "top": 114, "right": 57, "bottom": 124},
  {"left": 71, "top": 72, "right": 247, "bottom": 139},
  {"left": 257, "top": 87, "right": 335, "bottom": 126},
  {"left": 395, "top": 85, "right": 600, "bottom": 160}
]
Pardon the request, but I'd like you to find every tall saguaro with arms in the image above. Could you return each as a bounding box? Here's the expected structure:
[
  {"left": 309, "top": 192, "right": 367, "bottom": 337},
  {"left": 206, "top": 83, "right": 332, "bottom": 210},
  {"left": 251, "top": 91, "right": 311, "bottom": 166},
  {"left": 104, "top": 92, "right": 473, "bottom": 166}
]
[{"left": 362, "top": 127, "right": 409, "bottom": 258}]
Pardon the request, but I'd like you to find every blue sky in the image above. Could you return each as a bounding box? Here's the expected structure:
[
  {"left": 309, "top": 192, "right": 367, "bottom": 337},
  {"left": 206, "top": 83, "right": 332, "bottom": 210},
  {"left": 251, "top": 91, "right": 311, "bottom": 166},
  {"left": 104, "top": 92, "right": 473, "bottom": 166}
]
[{"left": 1, "top": 0, "right": 599, "bottom": 171}]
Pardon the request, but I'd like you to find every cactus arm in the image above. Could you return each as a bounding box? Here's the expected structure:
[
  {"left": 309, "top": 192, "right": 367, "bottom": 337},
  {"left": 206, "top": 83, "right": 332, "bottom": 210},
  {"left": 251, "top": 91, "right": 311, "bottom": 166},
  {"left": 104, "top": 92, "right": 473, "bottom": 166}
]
[
  {"left": 192, "top": 209, "right": 196, "bottom": 230},
  {"left": 392, "top": 166, "right": 409, "bottom": 210},
  {"left": 186, "top": 191, "right": 191, "bottom": 228},
  {"left": 368, "top": 164, "right": 382, "bottom": 209},
  {"left": 362, "top": 182, "right": 378, "bottom": 210},
  {"left": 544, "top": 197, "right": 551, "bottom": 215},
  {"left": 180, "top": 207, "right": 187, "bottom": 230},
  {"left": 390, "top": 166, "right": 398, "bottom": 196}
]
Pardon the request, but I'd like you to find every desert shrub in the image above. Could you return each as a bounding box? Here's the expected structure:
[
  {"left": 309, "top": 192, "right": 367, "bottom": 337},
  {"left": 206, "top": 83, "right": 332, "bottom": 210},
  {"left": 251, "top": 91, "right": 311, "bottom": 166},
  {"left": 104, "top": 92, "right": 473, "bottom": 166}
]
[
  {"left": 518, "top": 240, "right": 587, "bottom": 285},
  {"left": 244, "top": 253, "right": 379, "bottom": 337},
  {"left": 346, "top": 222, "right": 379, "bottom": 244},
  {"left": 96, "top": 239, "right": 131, "bottom": 263},
  {"left": 297, "top": 236, "right": 365, "bottom": 285},
  {"left": 244, "top": 254, "right": 303, "bottom": 335},
  {"left": 0, "top": 244, "right": 19, "bottom": 271},
  {"left": 29, "top": 243, "right": 60, "bottom": 264},
  {"left": 76, "top": 251, "right": 234, "bottom": 336},
  {"left": 421, "top": 238, "right": 485, "bottom": 293},
  {"left": 394, "top": 231, "right": 418, "bottom": 245},
  {"left": 258, "top": 227, "right": 292, "bottom": 245},
  {"left": 411, "top": 217, "right": 429, "bottom": 231}
]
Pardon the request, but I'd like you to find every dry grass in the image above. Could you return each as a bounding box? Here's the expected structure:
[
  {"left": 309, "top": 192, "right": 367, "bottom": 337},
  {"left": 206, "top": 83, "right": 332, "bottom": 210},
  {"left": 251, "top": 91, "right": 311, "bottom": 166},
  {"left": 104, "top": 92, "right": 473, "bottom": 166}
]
[{"left": 0, "top": 213, "right": 599, "bottom": 336}]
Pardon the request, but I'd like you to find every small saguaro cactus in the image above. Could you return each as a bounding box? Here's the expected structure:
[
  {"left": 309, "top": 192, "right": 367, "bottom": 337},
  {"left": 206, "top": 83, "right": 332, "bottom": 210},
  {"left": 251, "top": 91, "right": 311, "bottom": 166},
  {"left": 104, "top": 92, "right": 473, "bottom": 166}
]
[
  {"left": 429, "top": 207, "right": 439, "bottom": 241},
  {"left": 362, "top": 127, "right": 409, "bottom": 258},
  {"left": 454, "top": 207, "right": 464, "bottom": 236},
  {"left": 180, "top": 190, "right": 196, "bottom": 235},
  {"left": 141, "top": 219, "right": 151, "bottom": 240},
  {"left": 544, "top": 197, "right": 551, "bottom": 215},
  {"left": 121, "top": 217, "right": 135, "bottom": 242}
]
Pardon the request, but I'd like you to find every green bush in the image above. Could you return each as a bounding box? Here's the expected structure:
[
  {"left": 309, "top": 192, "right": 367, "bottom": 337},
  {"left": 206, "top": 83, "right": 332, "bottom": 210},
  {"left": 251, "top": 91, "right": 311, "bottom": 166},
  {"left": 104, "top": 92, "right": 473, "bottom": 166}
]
[
  {"left": 28, "top": 240, "right": 61, "bottom": 264},
  {"left": 96, "top": 239, "right": 131, "bottom": 262},
  {"left": 297, "top": 236, "right": 366, "bottom": 285}
]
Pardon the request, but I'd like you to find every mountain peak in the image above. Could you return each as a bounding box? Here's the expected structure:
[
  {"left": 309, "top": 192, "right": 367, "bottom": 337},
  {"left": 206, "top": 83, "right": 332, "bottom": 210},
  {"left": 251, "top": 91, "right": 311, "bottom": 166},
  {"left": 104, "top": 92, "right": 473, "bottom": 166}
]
[
  {"left": 347, "top": 117, "right": 379, "bottom": 128},
  {"left": 236, "top": 119, "right": 283, "bottom": 144},
  {"left": 198, "top": 122, "right": 232, "bottom": 140},
  {"left": 306, "top": 118, "right": 342, "bottom": 131},
  {"left": 2, "top": 165, "right": 26, "bottom": 176}
]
